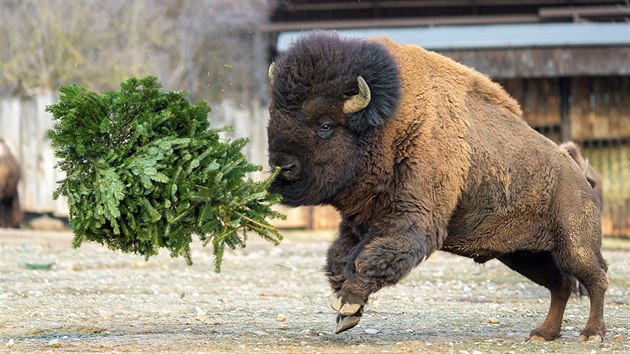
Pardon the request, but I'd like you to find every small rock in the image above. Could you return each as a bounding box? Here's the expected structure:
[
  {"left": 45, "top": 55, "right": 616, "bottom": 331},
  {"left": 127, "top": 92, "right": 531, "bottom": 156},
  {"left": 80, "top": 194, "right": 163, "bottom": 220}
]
[
  {"left": 64, "top": 263, "right": 77, "bottom": 272},
  {"left": 278, "top": 324, "right": 289, "bottom": 330},
  {"left": 364, "top": 328, "right": 380, "bottom": 334},
  {"left": 612, "top": 334, "right": 622, "bottom": 341},
  {"left": 488, "top": 318, "right": 499, "bottom": 324},
  {"left": 5, "top": 339, "right": 15, "bottom": 348},
  {"left": 276, "top": 314, "right": 287, "bottom": 322},
  {"left": 472, "top": 351, "right": 483, "bottom": 354},
  {"left": 457, "top": 350, "right": 470, "bottom": 354},
  {"left": 624, "top": 323, "right": 630, "bottom": 329},
  {"left": 254, "top": 330, "right": 268, "bottom": 336},
  {"left": 195, "top": 307, "right": 208, "bottom": 321},
  {"left": 47, "top": 339, "right": 61, "bottom": 348}
]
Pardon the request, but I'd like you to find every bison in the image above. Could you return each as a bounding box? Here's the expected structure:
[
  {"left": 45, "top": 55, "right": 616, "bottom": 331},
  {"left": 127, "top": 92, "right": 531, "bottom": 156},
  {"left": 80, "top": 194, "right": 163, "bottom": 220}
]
[
  {"left": 560, "top": 141, "right": 603, "bottom": 210},
  {"left": 267, "top": 32, "right": 607, "bottom": 342},
  {"left": 0, "top": 138, "right": 22, "bottom": 228}
]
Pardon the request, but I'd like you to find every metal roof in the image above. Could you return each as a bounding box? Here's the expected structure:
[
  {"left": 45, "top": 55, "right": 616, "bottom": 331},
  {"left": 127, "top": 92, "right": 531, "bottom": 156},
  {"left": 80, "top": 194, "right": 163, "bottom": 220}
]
[{"left": 276, "top": 22, "right": 630, "bottom": 51}]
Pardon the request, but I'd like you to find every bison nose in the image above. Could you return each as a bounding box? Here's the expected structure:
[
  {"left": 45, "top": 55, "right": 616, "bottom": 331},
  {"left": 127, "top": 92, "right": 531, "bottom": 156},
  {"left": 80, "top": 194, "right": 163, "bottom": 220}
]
[
  {"left": 280, "top": 163, "right": 299, "bottom": 181},
  {"left": 270, "top": 155, "right": 301, "bottom": 182}
]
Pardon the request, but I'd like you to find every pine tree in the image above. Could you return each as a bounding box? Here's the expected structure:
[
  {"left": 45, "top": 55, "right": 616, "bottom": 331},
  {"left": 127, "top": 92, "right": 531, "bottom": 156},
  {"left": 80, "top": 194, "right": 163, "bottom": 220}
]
[{"left": 47, "top": 76, "right": 284, "bottom": 271}]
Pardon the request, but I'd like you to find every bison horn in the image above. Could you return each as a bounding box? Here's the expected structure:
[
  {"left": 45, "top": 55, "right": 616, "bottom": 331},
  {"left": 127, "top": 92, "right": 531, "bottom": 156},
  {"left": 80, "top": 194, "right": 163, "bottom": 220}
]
[
  {"left": 343, "top": 76, "right": 371, "bottom": 114},
  {"left": 268, "top": 62, "right": 276, "bottom": 83}
]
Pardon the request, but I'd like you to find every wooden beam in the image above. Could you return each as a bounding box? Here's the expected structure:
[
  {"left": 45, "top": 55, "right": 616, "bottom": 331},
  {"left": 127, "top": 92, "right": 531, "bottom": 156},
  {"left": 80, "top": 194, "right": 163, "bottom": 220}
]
[
  {"left": 265, "top": 14, "right": 541, "bottom": 32},
  {"left": 539, "top": 5, "right": 630, "bottom": 18},
  {"left": 441, "top": 46, "right": 630, "bottom": 78},
  {"left": 278, "top": 0, "right": 621, "bottom": 12}
]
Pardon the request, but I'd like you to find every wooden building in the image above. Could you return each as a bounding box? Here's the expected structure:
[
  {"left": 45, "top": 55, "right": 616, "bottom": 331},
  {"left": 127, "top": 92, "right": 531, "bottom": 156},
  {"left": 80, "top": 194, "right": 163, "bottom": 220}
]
[{"left": 267, "top": 0, "right": 630, "bottom": 237}]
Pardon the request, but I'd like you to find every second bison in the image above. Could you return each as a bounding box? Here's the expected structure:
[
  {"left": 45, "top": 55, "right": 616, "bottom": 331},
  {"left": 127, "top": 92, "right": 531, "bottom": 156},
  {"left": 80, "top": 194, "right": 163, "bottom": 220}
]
[
  {"left": 560, "top": 141, "right": 603, "bottom": 210},
  {"left": 267, "top": 32, "right": 607, "bottom": 341},
  {"left": 0, "top": 138, "right": 22, "bottom": 228}
]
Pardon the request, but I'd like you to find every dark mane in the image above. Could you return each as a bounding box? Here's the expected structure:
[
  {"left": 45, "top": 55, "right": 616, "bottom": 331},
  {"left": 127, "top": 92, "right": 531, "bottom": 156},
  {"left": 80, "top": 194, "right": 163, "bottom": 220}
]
[{"left": 271, "top": 32, "right": 401, "bottom": 132}]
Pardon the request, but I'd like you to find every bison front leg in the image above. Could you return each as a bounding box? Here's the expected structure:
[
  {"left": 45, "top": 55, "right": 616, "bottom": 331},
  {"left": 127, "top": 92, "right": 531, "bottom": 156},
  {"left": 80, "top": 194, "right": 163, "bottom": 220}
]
[
  {"left": 331, "top": 223, "right": 428, "bottom": 334},
  {"left": 325, "top": 221, "right": 365, "bottom": 333},
  {"left": 325, "top": 220, "right": 361, "bottom": 293}
]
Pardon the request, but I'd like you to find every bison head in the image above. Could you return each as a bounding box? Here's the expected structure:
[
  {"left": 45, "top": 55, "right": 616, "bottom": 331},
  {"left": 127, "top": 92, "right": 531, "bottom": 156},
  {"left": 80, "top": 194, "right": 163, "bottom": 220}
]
[{"left": 267, "top": 33, "right": 401, "bottom": 206}]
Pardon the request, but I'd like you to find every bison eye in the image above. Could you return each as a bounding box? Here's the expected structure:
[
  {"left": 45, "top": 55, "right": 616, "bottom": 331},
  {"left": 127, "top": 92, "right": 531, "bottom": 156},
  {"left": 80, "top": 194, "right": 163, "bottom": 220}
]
[{"left": 316, "top": 122, "right": 334, "bottom": 139}]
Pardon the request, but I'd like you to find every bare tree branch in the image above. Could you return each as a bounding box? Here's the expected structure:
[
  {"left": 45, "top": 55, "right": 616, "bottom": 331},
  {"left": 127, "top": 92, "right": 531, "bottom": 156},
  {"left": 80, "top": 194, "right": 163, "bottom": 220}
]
[{"left": 0, "top": 0, "right": 275, "bottom": 104}]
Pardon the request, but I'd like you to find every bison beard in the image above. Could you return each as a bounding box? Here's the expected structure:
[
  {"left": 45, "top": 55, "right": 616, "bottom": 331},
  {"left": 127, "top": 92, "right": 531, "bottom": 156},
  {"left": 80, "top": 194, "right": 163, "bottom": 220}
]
[{"left": 267, "top": 32, "right": 607, "bottom": 341}]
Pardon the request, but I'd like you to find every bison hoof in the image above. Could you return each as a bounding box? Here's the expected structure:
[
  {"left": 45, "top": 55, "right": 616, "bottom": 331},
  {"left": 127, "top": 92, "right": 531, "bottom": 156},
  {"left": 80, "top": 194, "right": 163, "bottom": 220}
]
[
  {"left": 339, "top": 303, "right": 362, "bottom": 316},
  {"left": 331, "top": 295, "right": 364, "bottom": 334},
  {"left": 579, "top": 325, "right": 605, "bottom": 342},
  {"left": 330, "top": 295, "right": 363, "bottom": 316},
  {"left": 335, "top": 314, "right": 361, "bottom": 334},
  {"left": 527, "top": 327, "right": 560, "bottom": 342},
  {"left": 526, "top": 335, "right": 547, "bottom": 342},
  {"left": 579, "top": 334, "right": 603, "bottom": 342}
]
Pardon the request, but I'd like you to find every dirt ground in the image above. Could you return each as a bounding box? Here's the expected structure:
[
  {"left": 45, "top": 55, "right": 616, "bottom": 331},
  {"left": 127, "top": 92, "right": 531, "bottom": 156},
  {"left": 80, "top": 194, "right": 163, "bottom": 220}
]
[{"left": 1, "top": 228, "right": 629, "bottom": 353}]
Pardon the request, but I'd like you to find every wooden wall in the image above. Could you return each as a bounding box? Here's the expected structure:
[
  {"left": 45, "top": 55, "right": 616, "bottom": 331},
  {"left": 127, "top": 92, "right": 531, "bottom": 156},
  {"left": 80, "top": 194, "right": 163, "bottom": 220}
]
[
  {"left": 569, "top": 77, "right": 630, "bottom": 238},
  {"left": 500, "top": 78, "right": 564, "bottom": 142},
  {"left": 581, "top": 141, "right": 630, "bottom": 238},
  {"left": 570, "top": 76, "right": 630, "bottom": 141},
  {"left": 442, "top": 47, "right": 630, "bottom": 79},
  {"left": 498, "top": 77, "right": 630, "bottom": 142},
  {"left": 0, "top": 93, "right": 68, "bottom": 216},
  {"left": 273, "top": 205, "right": 340, "bottom": 230}
]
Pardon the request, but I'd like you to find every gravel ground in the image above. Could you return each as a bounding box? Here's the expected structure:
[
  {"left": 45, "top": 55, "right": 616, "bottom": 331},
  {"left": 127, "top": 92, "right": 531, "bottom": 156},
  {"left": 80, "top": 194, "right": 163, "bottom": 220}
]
[{"left": 1, "top": 228, "right": 629, "bottom": 353}]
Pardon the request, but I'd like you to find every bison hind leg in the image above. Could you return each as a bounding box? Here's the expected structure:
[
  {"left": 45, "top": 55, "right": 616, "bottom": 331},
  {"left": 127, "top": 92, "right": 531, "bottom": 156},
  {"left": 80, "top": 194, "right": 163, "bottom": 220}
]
[
  {"left": 553, "top": 243, "right": 608, "bottom": 342},
  {"left": 498, "top": 251, "right": 574, "bottom": 341}
]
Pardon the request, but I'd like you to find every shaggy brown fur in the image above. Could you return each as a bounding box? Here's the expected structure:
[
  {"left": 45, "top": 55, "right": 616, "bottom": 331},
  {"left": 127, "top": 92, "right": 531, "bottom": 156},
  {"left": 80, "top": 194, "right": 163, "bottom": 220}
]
[
  {"left": 267, "top": 32, "right": 607, "bottom": 341},
  {"left": 0, "top": 138, "right": 22, "bottom": 228}
]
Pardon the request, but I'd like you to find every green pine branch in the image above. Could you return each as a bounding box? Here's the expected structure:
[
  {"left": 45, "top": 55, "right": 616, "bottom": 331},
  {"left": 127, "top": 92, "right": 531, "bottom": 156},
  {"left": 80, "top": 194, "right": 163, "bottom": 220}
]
[{"left": 47, "top": 76, "right": 285, "bottom": 271}]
